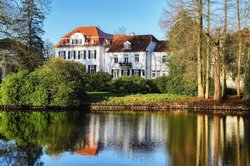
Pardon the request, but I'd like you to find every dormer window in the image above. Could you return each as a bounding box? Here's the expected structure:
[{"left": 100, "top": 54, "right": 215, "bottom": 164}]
[
  {"left": 124, "top": 41, "right": 131, "bottom": 49},
  {"left": 105, "top": 39, "right": 110, "bottom": 45},
  {"left": 70, "top": 33, "right": 85, "bottom": 45}
]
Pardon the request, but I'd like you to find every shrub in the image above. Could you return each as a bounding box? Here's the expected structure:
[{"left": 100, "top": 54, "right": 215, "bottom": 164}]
[
  {"left": 152, "top": 76, "right": 169, "bottom": 93},
  {"left": 110, "top": 76, "right": 151, "bottom": 94},
  {"left": 0, "top": 58, "right": 88, "bottom": 107},
  {"left": 87, "top": 72, "right": 112, "bottom": 91},
  {"left": 0, "top": 70, "right": 29, "bottom": 105},
  {"left": 244, "top": 62, "right": 250, "bottom": 101},
  {"left": 145, "top": 79, "right": 160, "bottom": 93}
]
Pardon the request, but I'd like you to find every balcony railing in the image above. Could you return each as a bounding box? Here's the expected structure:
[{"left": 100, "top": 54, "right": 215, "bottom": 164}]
[{"left": 119, "top": 62, "right": 132, "bottom": 68}]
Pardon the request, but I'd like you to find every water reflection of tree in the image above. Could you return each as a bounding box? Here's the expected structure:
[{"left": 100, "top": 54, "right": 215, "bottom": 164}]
[
  {"left": 0, "top": 111, "right": 86, "bottom": 158},
  {"left": 0, "top": 139, "right": 43, "bottom": 166},
  {"left": 165, "top": 112, "right": 197, "bottom": 166}
]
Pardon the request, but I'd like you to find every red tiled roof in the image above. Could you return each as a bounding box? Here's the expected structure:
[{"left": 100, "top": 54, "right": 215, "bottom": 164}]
[
  {"left": 154, "top": 40, "right": 168, "bottom": 52},
  {"left": 55, "top": 26, "right": 112, "bottom": 48},
  {"left": 75, "top": 147, "right": 98, "bottom": 156},
  {"left": 108, "top": 35, "right": 158, "bottom": 52}
]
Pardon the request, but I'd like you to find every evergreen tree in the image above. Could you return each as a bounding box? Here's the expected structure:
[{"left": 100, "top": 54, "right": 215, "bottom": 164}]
[{"left": 15, "top": 0, "right": 45, "bottom": 70}]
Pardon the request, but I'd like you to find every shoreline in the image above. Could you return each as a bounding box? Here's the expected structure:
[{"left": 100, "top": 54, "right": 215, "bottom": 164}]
[
  {"left": 90, "top": 103, "right": 250, "bottom": 114},
  {"left": 0, "top": 95, "right": 249, "bottom": 114}
]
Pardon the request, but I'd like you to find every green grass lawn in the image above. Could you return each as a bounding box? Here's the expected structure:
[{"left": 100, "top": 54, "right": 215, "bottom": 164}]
[{"left": 87, "top": 92, "right": 190, "bottom": 104}]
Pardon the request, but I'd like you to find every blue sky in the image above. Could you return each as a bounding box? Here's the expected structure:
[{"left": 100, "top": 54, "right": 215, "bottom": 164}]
[{"left": 43, "top": 0, "right": 167, "bottom": 44}]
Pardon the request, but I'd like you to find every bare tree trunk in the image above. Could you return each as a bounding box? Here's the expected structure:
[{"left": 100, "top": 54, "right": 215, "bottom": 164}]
[
  {"left": 221, "top": 0, "right": 227, "bottom": 98},
  {"left": 205, "top": 0, "right": 211, "bottom": 99},
  {"left": 214, "top": 29, "right": 221, "bottom": 100},
  {"left": 197, "top": 0, "right": 204, "bottom": 98},
  {"left": 236, "top": 0, "right": 242, "bottom": 97}
]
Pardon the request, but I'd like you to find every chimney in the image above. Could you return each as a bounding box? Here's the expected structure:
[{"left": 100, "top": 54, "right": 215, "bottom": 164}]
[{"left": 130, "top": 32, "right": 135, "bottom": 36}]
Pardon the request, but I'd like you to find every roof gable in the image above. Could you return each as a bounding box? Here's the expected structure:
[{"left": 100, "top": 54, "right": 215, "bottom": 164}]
[
  {"left": 55, "top": 26, "right": 113, "bottom": 48},
  {"left": 108, "top": 35, "right": 158, "bottom": 52}
]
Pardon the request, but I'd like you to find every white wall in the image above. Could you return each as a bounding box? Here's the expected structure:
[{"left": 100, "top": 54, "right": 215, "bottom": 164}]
[
  {"left": 151, "top": 52, "right": 168, "bottom": 78},
  {"left": 105, "top": 52, "right": 147, "bottom": 77},
  {"left": 55, "top": 46, "right": 104, "bottom": 71}
]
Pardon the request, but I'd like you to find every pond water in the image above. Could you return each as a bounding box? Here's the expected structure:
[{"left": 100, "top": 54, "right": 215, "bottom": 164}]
[{"left": 0, "top": 110, "right": 249, "bottom": 166}]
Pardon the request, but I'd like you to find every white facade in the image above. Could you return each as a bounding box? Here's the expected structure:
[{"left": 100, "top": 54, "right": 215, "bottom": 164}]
[
  {"left": 55, "top": 46, "right": 105, "bottom": 73},
  {"left": 151, "top": 52, "right": 168, "bottom": 78},
  {"left": 105, "top": 51, "right": 148, "bottom": 78},
  {"left": 55, "top": 26, "right": 168, "bottom": 79}
]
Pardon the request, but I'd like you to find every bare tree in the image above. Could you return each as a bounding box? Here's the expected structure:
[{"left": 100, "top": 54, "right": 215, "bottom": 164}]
[
  {"left": 197, "top": 0, "right": 204, "bottom": 98},
  {"left": 213, "top": 28, "right": 221, "bottom": 99},
  {"left": 221, "top": 0, "right": 228, "bottom": 98},
  {"left": 43, "top": 39, "right": 54, "bottom": 59},
  {"left": 205, "top": 0, "right": 211, "bottom": 99},
  {"left": 114, "top": 26, "right": 126, "bottom": 34},
  {"left": 236, "top": 0, "right": 242, "bottom": 97}
]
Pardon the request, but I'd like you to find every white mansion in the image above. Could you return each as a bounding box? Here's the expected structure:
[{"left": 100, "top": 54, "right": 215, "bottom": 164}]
[{"left": 55, "top": 26, "right": 168, "bottom": 79}]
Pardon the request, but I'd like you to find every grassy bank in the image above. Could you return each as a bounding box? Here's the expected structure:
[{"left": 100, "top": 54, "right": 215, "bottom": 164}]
[
  {"left": 87, "top": 92, "right": 190, "bottom": 104},
  {"left": 87, "top": 92, "right": 249, "bottom": 108},
  {"left": 104, "top": 94, "right": 190, "bottom": 104}
]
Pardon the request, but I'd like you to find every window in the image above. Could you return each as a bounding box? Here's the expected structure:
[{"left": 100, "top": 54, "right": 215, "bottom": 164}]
[
  {"left": 124, "top": 54, "right": 129, "bottom": 63},
  {"left": 72, "top": 39, "right": 77, "bottom": 45},
  {"left": 135, "top": 54, "right": 139, "bottom": 62},
  {"left": 105, "top": 39, "right": 110, "bottom": 45},
  {"left": 90, "top": 50, "right": 96, "bottom": 59},
  {"left": 124, "top": 41, "right": 131, "bottom": 49},
  {"left": 87, "top": 65, "right": 96, "bottom": 73},
  {"left": 162, "top": 55, "right": 167, "bottom": 63},
  {"left": 59, "top": 51, "right": 66, "bottom": 59},
  {"left": 61, "top": 41, "right": 65, "bottom": 46},
  {"left": 71, "top": 51, "right": 76, "bottom": 59},
  {"left": 157, "top": 71, "right": 161, "bottom": 77},
  {"left": 114, "top": 55, "right": 118, "bottom": 63},
  {"left": 111, "top": 69, "right": 119, "bottom": 78},
  {"left": 79, "top": 51, "right": 84, "bottom": 59},
  {"left": 78, "top": 51, "right": 81, "bottom": 59},
  {"left": 134, "top": 69, "right": 140, "bottom": 76},
  {"left": 121, "top": 69, "right": 130, "bottom": 76},
  {"left": 142, "top": 70, "right": 145, "bottom": 76},
  {"left": 152, "top": 71, "right": 156, "bottom": 78}
]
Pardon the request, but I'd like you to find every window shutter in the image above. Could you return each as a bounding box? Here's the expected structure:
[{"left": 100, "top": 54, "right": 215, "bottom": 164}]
[
  {"left": 111, "top": 69, "right": 114, "bottom": 77},
  {"left": 84, "top": 51, "right": 86, "bottom": 59},
  {"left": 121, "top": 69, "right": 124, "bottom": 76},
  {"left": 139, "top": 70, "right": 141, "bottom": 76},
  {"left": 94, "top": 50, "right": 97, "bottom": 59},
  {"left": 78, "top": 51, "right": 80, "bottom": 59},
  {"left": 132, "top": 69, "right": 134, "bottom": 75},
  {"left": 68, "top": 51, "right": 70, "bottom": 59},
  {"left": 88, "top": 50, "right": 91, "bottom": 59}
]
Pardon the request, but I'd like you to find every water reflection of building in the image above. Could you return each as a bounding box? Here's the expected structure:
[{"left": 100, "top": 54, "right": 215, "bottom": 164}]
[
  {"left": 75, "top": 115, "right": 100, "bottom": 156},
  {"left": 74, "top": 112, "right": 249, "bottom": 166},
  {"left": 75, "top": 113, "right": 168, "bottom": 156}
]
